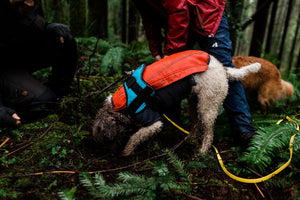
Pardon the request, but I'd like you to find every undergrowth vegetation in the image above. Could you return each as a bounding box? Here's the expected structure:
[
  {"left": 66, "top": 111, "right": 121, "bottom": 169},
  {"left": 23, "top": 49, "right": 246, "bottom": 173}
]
[{"left": 0, "top": 37, "right": 299, "bottom": 199}]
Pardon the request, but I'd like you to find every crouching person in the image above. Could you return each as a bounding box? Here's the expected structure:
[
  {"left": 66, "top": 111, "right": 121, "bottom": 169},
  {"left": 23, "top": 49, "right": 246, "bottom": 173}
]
[{"left": 0, "top": 0, "right": 78, "bottom": 126}]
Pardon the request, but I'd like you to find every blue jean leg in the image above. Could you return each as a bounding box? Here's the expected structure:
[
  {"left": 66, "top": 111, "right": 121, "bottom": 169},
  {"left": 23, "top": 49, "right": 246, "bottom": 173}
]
[{"left": 194, "top": 12, "right": 256, "bottom": 134}]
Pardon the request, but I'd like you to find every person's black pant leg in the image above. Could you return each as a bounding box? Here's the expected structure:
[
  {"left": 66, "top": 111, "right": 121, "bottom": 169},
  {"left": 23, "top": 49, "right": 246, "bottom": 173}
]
[
  {"left": 0, "top": 70, "right": 57, "bottom": 121},
  {"left": 46, "top": 36, "right": 78, "bottom": 98}
]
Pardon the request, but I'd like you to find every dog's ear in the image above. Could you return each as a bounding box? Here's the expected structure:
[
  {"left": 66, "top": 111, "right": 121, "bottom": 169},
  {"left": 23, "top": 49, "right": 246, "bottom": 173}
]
[
  {"left": 92, "top": 118, "right": 105, "bottom": 144},
  {"left": 92, "top": 108, "right": 119, "bottom": 142},
  {"left": 92, "top": 106, "right": 139, "bottom": 154},
  {"left": 92, "top": 101, "right": 135, "bottom": 140}
]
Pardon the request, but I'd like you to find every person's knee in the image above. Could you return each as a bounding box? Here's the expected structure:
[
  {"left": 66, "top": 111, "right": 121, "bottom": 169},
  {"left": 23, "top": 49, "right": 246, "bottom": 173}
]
[
  {"left": 21, "top": 88, "right": 58, "bottom": 122},
  {"left": 36, "top": 88, "right": 57, "bottom": 102},
  {"left": 29, "top": 88, "right": 57, "bottom": 112}
]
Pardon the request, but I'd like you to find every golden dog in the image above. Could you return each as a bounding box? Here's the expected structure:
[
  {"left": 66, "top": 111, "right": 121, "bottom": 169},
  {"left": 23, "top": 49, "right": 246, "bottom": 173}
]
[{"left": 233, "top": 56, "right": 294, "bottom": 113}]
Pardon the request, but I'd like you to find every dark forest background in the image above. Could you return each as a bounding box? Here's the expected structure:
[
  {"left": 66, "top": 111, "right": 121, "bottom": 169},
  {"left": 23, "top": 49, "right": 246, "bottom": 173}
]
[{"left": 42, "top": 0, "right": 300, "bottom": 75}]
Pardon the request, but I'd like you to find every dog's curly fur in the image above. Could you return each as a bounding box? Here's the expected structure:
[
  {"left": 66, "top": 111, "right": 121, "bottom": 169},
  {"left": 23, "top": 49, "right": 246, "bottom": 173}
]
[
  {"left": 92, "top": 56, "right": 261, "bottom": 156},
  {"left": 233, "top": 56, "right": 294, "bottom": 112}
]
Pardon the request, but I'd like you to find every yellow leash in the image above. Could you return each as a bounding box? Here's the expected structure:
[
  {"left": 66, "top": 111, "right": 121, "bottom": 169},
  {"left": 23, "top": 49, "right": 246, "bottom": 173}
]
[
  {"left": 212, "top": 134, "right": 295, "bottom": 183},
  {"left": 163, "top": 114, "right": 190, "bottom": 134},
  {"left": 277, "top": 116, "right": 300, "bottom": 130},
  {"left": 163, "top": 114, "right": 298, "bottom": 183}
]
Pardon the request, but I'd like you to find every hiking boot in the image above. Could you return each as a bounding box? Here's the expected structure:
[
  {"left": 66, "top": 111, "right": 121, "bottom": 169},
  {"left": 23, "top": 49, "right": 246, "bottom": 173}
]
[{"left": 240, "top": 132, "right": 255, "bottom": 150}]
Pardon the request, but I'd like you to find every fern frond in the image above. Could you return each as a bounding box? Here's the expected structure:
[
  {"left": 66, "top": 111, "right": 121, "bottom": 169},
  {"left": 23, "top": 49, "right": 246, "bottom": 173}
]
[
  {"left": 97, "top": 39, "right": 112, "bottom": 55},
  {"left": 117, "top": 171, "right": 148, "bottom": 184},
  {"left": 79, "top": 150, "right": 196, "bottom": 199},
  {"left": 80, "top": 173, "right": 106, "bottom": 199},
  {"left": 239, "top": 122, "right": 298, "bottom": 172},
  {"left": 101, "top": 47, "right": 125, "bottom": 75},
  {"left": 252, "top": 113, "right": 287, "bottom": 126},
  {"left": 165, "top": 149, "right": 192, "bottom": 186},
  {"left": 58, "top": 187, "right": 77, "bottom": 200},
  {"left": 81, "top": 171, "right": 154, "bottom": 199}
]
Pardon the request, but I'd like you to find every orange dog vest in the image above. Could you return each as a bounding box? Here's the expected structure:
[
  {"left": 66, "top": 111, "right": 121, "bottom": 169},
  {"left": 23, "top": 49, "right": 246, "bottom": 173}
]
[{"left": 112, "top": 50, "right": 209, "bottom": 112}]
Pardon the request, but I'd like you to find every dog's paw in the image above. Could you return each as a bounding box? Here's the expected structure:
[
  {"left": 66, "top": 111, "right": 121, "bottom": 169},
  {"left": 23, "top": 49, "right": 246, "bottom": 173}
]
[
  {"left": 122, "top": 149, "right": 133, "bottom": 157},
  {"left": 199, "top": 146, "right": 210, "bottom": 155}
]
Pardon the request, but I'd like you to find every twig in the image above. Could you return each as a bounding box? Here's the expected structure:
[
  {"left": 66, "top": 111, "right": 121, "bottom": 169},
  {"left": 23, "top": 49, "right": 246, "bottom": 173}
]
[
  {"left": 84, "top": 75, "right": 125, "bottom": 98},
  {"left": 254, "top": 183, "right": 265, "bottom": 198},
  {"left": 0, "top": 138, "right": 10, "bottom": 148},
  {"left": 0, "top": 170, "right": 78, "bottom": 178},
  {"left": 170, "top": 135, "right": 189, "bottom": 151},
  {"left": 5, "top": 142, "right": 32, "bottom": 157},
  {"left": 76, "top": 37, "right": 100, "bottom": 94},
  {"left": 0, "top": 134, "right": 189, "bottom": 178},
  {"left": 242, "top": 165, "right": 274, "bottom": 200},
  {"left": 87, "top": 37, "right": 101, "bottom": 76},
  {"left": 171, "top": 188, "right": 204, "bottom": 200}
]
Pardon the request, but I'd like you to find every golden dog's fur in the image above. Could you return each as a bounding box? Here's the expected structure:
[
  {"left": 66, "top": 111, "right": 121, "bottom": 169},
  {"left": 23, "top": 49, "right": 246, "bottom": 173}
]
[{"left": 233, "top": 56, "right": 294, "bottom": 112}]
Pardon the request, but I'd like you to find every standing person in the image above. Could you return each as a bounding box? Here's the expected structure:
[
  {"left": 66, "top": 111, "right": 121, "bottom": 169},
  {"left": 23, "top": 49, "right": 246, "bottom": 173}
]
[
  {"left": 132, "top": 0, "right": 256, "bottom": 146},
  {"left": 0, "top": 0, "right": 78, "bottom": 126}
]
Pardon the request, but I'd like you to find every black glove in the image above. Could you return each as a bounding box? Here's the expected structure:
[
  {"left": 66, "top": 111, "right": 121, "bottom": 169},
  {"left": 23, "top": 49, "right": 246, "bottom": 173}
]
[
  {"left": 0, "top": 106, "right": 17, "bottom": 126},
  {"left": 46, "top": 23, "right": 71, "bottom": 39}
]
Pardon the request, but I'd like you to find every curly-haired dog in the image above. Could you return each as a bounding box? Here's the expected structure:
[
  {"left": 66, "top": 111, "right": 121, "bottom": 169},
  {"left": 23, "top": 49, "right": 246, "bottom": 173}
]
[
  {"left": 233, "top": 56, "right": 294, "bottom": 112},
  {"left": 92, "top": 50, "right": 260, "bottom": 156}
]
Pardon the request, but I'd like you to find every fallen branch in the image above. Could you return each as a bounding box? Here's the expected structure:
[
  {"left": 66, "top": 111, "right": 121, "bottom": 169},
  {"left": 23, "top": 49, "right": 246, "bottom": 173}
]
[
  {"left": 171, "top": 188, "right": 204, "bottom": 200},
  {"left": 84, "top": 75, "right": 125, "bottom": 98},
  {"left": 0, "top": 138, "right": 10, "bottom": 148}
]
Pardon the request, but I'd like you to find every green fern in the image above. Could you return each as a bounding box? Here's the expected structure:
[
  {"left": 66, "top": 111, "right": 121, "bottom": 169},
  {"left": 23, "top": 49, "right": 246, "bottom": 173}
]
[
  {"left": 80, "top": 173, "right": 107, "bottom": 199},
  {"left": 58, "top": 187, "right": 77, "bottom": 200},
  {"left": 239, "top": 118, "right": 300, "bottom": 173},
  {"left": 76, "top": 37, "right": 99, "bottom": 55},
  {"left": 101, "top": 46, "right": 126, "bottom": 75},
  {"left": 165, "top": 150, "right": 192, "bottom": 187},
  {"left": 97, "top": 39, "right": 112, "bottom": 55},
  {"left": 252, "top": 113, "right": 287, "bottom": 126},
  {"left": 79, "top": 150, "right": 193, "bottom": 199}
]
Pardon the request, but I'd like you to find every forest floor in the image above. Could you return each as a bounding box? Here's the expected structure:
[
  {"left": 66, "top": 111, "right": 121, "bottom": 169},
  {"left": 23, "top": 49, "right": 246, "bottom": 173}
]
[
  {"left": 0, "top": 103, "right": 298, "bottom": 200},
  {"left": 0, "top": 41, "right": 299, "bottom": 199}
]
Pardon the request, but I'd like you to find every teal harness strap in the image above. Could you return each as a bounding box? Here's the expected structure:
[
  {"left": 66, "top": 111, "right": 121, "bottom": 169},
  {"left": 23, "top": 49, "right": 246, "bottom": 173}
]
[{"left": 124, "top": 64, "right": 155, "bottom": 114}]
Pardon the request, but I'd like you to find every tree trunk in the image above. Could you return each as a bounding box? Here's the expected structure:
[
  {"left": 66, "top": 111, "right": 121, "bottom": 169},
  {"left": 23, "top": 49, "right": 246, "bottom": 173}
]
[
  {"left": 226, "top": 0, "right": 244, "bottom": 54},
  {"left": 278, "top": 0, "right": 294, "bottom": 61},
  {"left": 285, "top": 0, "right": 300, "bottom": 74},
  {"left": 288, "top": 14, "right": 300, "bottom": 73},
  {"left": 121, "top": 0, "right": 128, "bottom": 43},
  {"left": 265, "top": 0, "right": 278, "bottom": 55},
  {"left": 297, "top": 41, "right": 300, "bottom": 74},
  {"left": 70, "top": 0, "right": 87, "bottom": 37},
  {"left": 51, "top": 0, "right": 60, "bottom": 22},
  {"left": 88, "top": 0, "right": 108, "bottom": 38},
  {"left": 128, "top": 0, "right": 140, "bottom": 43},
  {"left": 108, "top": 0, "right": 122, "bottom": 41},
  {"left": 249, "top": 0, "right": 271, "bottom": 57}
]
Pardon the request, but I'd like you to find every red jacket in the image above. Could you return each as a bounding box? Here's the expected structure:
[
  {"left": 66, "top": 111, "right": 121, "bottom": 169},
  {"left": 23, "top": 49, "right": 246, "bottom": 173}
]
[{"left": 133, "top": 0, "right": 226, "bottom": 57}]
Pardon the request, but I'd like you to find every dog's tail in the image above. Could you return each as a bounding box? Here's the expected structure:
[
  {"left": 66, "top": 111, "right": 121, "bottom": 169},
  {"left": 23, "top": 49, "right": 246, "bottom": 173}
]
[
  {"left": 226, "top": 63, "right": 261, "bottom": 81},
  {"left": 281, "top": 80, "right": 294, "bottom": 98}
]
